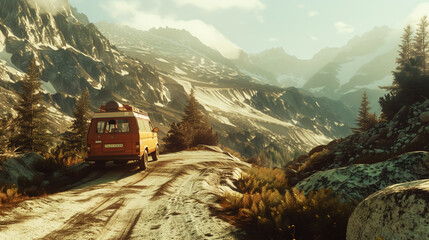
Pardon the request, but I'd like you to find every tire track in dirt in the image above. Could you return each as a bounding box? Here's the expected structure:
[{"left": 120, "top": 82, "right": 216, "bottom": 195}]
[
  {"left": 40, "top": 164, "right": 157, "bottom": 240},
  {"left": 0, "top": 151, "right": 250, "bottom": 240}
]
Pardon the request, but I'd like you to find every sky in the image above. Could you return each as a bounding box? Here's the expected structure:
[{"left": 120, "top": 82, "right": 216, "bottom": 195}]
[{"left": 68, "top": 0, "right": 429, "bottom": 59}]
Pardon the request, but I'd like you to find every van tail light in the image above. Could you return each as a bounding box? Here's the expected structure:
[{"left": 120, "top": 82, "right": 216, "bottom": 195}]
[
  {"left": 87, "top": 144, "right": 91, "bottom": 153},
  {"left": 136, "top": 142, "right": 140, "bottom": 152}
]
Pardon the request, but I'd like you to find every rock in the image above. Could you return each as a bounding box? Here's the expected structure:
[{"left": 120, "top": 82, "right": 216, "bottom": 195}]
[
  {"left": 366, "top": 134, "right": 380, "bottom": 144},
  {"left": 421, "top": 99, "right": 429, "bottom": 108},
  {"left": 0, "top": 153, "right": 44, "bottom": 187},
  {"left": 386, "top": 131, "right": 393, "bottom": 138},
  {"left": 419, "top": 111, "right": 429, "bottom": 122},
  {"left": 295, "top": 152, "right": 429, "bottom": 201},
  {"left": 284, "top": 168, "right": 297, "bottom": 177},
  {"left": 374, "top": 149, "right": 384, "bottom": 154},
  {"left": 347, "top": 179, "right": 429, "bottom": 240}
]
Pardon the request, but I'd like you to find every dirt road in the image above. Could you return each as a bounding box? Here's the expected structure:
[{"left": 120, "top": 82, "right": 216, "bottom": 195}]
[{"left": 0, "top": 150, "right": 250, "bottom": 240}]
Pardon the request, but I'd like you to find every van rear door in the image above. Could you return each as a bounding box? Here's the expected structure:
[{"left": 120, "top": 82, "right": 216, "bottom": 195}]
[{"left": 96, "top": 118, "right": 134, "bottom": 154}]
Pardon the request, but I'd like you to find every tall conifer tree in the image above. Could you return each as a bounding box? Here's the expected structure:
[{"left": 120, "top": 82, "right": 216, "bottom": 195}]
[
  {"left": 63, "top": 88, "right": 91, "bottom": 152},
  {"left": 413, "top": 15, "right": 429, "bottom": 75},
  {"left": 11, "top": 58, "right": 52, "bottom": 152},
  {"left": 353, "top": 91, "right": 378, "bottom": 133},
  {"left": 163, "top": 89, "right": 218, "bottom": 152},
  {"left": 181, "top": 89, "right": 217, "bottom": 147},
  {"left": 397, "top": 25, "right": 414, "bottom": 72},
  {"left": 163, "top": 122, "right": 187, "bottom": 152}
]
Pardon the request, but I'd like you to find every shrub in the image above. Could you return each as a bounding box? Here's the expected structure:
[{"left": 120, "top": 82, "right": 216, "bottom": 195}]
[
  {"left": 297, "top": 148, "right": 331, "bottom": 173},
  {"left": 0, "top": 184, "right": 25, "bottom": 205},
  {"left": 36, "top": 148, "right": 84, "bottom": 174},
  {"left": 225, "top": 166, "right": 356, "bottom": 240}
]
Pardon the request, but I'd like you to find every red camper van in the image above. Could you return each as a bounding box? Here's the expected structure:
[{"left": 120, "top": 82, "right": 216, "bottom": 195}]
[{"left": 86, "top": 101, "right": 159, "bottom": 170}]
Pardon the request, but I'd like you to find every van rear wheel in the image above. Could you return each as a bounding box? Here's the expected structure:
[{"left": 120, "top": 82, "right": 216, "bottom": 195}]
[
  {"left": 152, "top": 145, "right": 159, "bottom": 161},
  {"left": 139, "top": 149, "right": 149, "bottom": 170},
  {"left": 95, "top": 161, "right": 105, "bottom": 169}
]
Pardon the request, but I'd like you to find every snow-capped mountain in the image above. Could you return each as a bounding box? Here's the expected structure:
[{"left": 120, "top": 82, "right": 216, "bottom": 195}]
[
  {"left": 236, "top": 26, "right": 400, "bottom": 113},
  {"left": 0, "top": 0, "right": 354, "bottom": 160},
  {"left": 95, "top": 21, "right": 355, "bottom": 154}
]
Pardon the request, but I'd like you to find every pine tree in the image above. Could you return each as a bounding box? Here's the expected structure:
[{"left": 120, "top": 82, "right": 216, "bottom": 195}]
[
  {"left": 381, "top": 25, "right": 414, "bottom": 94},
  {"left": 164, "top": 89, "right": 218, "bottom": 152},
  {"left": 353, "top": 91, "right": 378, "bottom": 133},
  {"left": 181, "top": 89, "right": 218, "bottom": 147},
  {"left": 10, "top": 58, "right": 52, "bottom": 153},
  {"left": 413, "top": 15, "right": 429, "bottom": 75},
  {"left": 163, "top": 122, "right": 187, "bottom": 152},
  {"left": 63, "top": 88, "right": 91, "bottom": 152},
  {"left": 397, "top": 25, "right": 414, "bottom": 72},
  {"left": 380, "top": 17, "right": 429, "bottom": 120},
  {"left": 0, "top": 115, "right": 12, "bottom": 154}
]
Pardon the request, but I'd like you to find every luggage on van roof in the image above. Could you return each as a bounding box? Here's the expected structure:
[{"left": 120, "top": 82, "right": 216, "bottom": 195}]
[{"left": 99, "top": 100, "right": 148, "bottom": 115}]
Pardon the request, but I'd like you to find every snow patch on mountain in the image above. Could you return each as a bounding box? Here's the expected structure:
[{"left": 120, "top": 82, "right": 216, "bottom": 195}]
[
  {"left": 174, "top": 66, "right": 187, "bottom": 75},
  {"left": 277, "top": 74, "right": 306, "bottom": 88},
  {"left": 156, "top": 57, "right": 169, "bottom": 63},
  {"left": 337, "top": 41, "right": 394, "bottom": 86},
  {"left": 41, "top": 80, "right": 57, "bottom": 94},
  {"left": 344, "top": 75, "right": 393, "bottom": 94}
]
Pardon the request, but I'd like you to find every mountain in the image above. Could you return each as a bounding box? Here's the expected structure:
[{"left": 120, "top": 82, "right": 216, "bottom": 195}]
[
  {"left": 95, "top": 22, "right": 355, "bottom": 157},
  {"left": 0, "top": 0, "right": 354, "bottom": 163},
  {"left": 235, "top": 26, "right": 400, "bottom": 113}
]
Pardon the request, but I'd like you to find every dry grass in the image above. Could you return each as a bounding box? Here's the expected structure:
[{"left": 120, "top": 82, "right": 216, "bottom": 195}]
[
  {"left": 0, "top": 185, "right": 26, "bottom": 206},
  {"left": 219, "top": 146, "right": 245, "bottom": 160},
  {"left": 0, "top": 147, "right": 21, "bottom": 162},
  {"left": 224, "top": 166, "right": 356, "bottom": 240},
  {"left": 297, "top": 148, "right": 331, "bottom": 173},
  {"left": 37, "top": 149, "right": 85, "bottom": 174}
]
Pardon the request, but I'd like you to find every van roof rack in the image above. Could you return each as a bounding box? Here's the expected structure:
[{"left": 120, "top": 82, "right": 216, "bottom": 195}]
[{"left": 99, "top": 100, "right": 148, "bottom": 115}]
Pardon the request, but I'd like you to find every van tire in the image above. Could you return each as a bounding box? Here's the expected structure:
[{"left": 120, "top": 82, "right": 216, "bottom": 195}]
[
  {"left": 95, "top": 161, "right": 105, "bottom": 169},
  {"left": 152, "top": 145, "right": 159, "bottom": 161},
  {"left": 139, "top": 149, "right": 149, "bottom": 170}
]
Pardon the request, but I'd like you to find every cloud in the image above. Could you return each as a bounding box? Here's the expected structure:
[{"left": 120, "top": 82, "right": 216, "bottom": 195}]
[
  {"left": 406, "top": 3, "right": 429, "bottom": 25},
  {"left": 269, "top": 37, "right": 279, "bottom": 42},
  {"left": 102, "top": 0, "right": 241, "bottom": 59},
  {"left": 297, "top": 4, "right": 305, "bottom": 9},
  {"left": 27, "top": 0, "right": 69, "bottom": 15},
  {"left": 173, "top": 0, "right": 265, "bottom": 11},
  {"left": 308, "top": 11, "right": 318, "bottom": 17},
  {"left": 335, "top": 21, "right": 354, "bottom": 34},
  {"left": 310, "top": 36, "right": 318, "bottom": 41}
]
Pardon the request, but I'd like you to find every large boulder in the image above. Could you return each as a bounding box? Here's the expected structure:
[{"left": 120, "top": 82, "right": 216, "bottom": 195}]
[
  {"left": 295, "top": 151, "right": 429, "bottom": 201},
  {"left": 419, "top": 111, "right": 429, "bottom": 122},
  {"left": 346, "top": 179, "right": 429, "bottom": 240},
  {"left": 0, "top": 153, "right": 44, "bottom": 188}
]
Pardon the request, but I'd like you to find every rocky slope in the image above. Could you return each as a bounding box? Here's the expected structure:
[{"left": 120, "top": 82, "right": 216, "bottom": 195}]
[
  {"left": 288, "top": 99, "right": 429, "bottom": 202},
  {"left": 296, "top": 151, "right": 429, "bottom": 201}
]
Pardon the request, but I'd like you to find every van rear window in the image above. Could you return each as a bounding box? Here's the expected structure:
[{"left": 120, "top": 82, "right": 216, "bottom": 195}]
[
  {"left": 137, "top": 119, "right": 152, "bottom": 132},
  {"left": 96, "top": 119, "right": 130, "bottom": 133}
]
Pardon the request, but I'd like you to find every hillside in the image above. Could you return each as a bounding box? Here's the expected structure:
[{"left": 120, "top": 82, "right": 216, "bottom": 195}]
[{"left": 289, "top": 100, "right": 429, "bottom": 197}]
